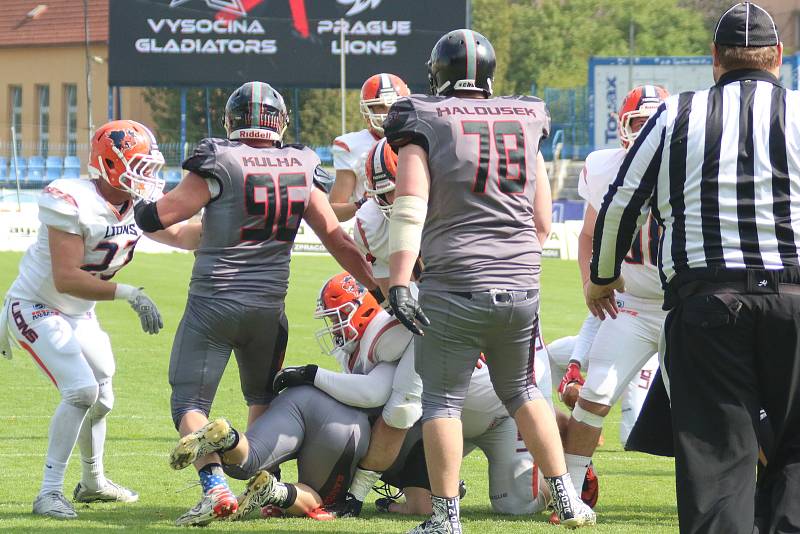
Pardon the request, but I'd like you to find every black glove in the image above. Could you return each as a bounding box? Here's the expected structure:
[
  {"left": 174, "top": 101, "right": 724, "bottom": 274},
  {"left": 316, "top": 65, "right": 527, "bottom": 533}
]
[
  {"left": 273, "top": 365, "right": 318, "bottom": 394},
  {"left": 388, "top": 286, "right": 430, "bottom": 336}
]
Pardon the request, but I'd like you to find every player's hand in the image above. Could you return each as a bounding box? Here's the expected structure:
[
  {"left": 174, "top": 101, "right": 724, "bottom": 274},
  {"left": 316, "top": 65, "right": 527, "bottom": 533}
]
[
  {"left": 584, "top": 277, "right": 625, "bottom": 320},
  {"left": 558, "top": 361, "right": 585, "bottom": 396},
  {"left": 115, "top": 285, "right": 163, "bottom": 335},
  {"left": 476, "top": 353, "right": 487, "bottom": 369},
  {"left": 273, "top": 365, "right": 318, "bottom": 394},
  {"left": 388, "top": 286, "right": 430, "bottom": 336}
]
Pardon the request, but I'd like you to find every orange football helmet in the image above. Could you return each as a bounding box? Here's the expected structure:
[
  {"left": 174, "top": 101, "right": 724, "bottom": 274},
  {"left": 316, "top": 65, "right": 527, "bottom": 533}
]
[
  {"left": 618, "top": 85, "right": 669, "bottom": 149},
  {"left": 360, "top": 73, "right": 410, "bottom": 135},
  {"left": 88, "top": 120, "right": 165, "bottom": 201},
  {"left": 365, "top": 138, "right": 398, "bottom": 218},
  {"left": 315, "top": 272, "right": 380, "bottom": 356}
]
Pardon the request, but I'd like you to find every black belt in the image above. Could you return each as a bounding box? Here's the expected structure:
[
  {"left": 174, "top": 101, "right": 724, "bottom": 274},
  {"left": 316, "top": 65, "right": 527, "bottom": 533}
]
[
  {"left": 675, "top": 280, "right": 800, "bottom": 300},
  {"left": 665, "top": 268, "right": 800, "bottom": 309},
  {"left": 447, "top": 289, "right": 536, "bottom": 302}
]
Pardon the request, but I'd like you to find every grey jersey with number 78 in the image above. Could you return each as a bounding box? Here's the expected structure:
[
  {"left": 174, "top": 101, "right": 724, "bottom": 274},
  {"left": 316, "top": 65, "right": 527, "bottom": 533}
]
[
  {"left": 182, "top": 138, "right": 327, "bottom": 306},
  {"left": 383, "top": 95, "right": 551, "bottom": 292}
]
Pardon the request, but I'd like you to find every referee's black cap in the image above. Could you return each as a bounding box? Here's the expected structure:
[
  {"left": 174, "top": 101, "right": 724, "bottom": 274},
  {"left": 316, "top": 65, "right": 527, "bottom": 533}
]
[{"left": 714, "top": 2, "right": 779, "bottom": 47}]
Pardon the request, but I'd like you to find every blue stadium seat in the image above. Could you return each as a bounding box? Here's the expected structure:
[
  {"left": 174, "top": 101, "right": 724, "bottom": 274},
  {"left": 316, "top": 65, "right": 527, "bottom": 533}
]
[
  {"left": 315, "top": 146, "right": 333, "bottom": 165},
  {"left": 46, "top": 156, "right": 63, "bottom": 180},
  {"left": 63, "top": 155, "right": 81, "bottom": 179},
  {"left": 0, "top": 157, "right": 7, "bottom": 180},
  {"left": 9, "top": 157, "right": 27, "bottom": 180}
]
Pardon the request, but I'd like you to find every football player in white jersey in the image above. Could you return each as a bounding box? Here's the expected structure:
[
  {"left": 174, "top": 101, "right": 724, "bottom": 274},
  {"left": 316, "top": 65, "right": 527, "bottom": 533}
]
[
  {"left": 0, "top": 120, "right": 199, "bottom": 519},
  {"left": 329, "top": 73, "right": 409, "bottom": 221},
  {"left": 560, "top": 85, "right": 670, "bottom": 505},
  {"left": 547, "top": 328, "right": 659, "bottom": 447}
]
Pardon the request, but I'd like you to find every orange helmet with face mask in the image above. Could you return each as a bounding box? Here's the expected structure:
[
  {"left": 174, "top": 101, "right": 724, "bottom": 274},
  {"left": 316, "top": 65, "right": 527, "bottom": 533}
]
[
  {"left": 88, "top": 120, "right": 165, "bottom": 201},
  {"left": 315, "top": 272, "right": 380, "bottom": 356},
  {"left": 365, "top": 138, "right": 398, "bottom": 218},
  {"left": 618, "top": 85, "right": 669, "bottom": 149},
  {"left": 360, "top": 73, "right": 410, "bottom": 135}
]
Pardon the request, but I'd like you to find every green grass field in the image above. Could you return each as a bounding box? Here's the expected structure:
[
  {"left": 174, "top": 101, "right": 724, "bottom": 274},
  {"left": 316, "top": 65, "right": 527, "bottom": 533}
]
[{"left": 0, "top": 252, "right": 678, "bottom": 533}]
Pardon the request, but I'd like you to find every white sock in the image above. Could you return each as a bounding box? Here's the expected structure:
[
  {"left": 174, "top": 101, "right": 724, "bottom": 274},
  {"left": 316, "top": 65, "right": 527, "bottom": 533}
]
[
  {"left": 77, "top": 412, "right": 107, "bottom": 491},
  {"left": 77, "top": 392, "right": 110, "bottom": 491},
  {"left": 349, "top": 467, "right": 381, "bottom": 501},
  {"left": 564, "top": 453, "right": 592, "bottom": 495},
  {"left": 40, "top": 401, "right": 89, "bottom": 495}
]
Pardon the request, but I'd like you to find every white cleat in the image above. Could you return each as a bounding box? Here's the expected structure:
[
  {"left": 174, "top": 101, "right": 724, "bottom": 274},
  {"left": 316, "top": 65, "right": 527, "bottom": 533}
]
[
  {"left": 170, "top": 418, "right": 235, "bottom": 470},
  {"left": 32, "top": 491, "right": 77, "bottom": 519},
  {"left": 73, "top": 479, "right": 139, "bottom": 503},
  {"left": 559, "top": 499, "right": 597, "bottom": 529},
  {"left": 175, "top": 484, "right": 238, "bottom": 527},
  {"left": 229, "top": 470, "right": 279, "bottom": 521}
]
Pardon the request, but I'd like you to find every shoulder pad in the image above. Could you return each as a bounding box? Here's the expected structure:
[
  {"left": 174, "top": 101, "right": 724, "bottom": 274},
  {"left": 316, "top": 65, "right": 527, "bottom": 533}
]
[{"left": 182, "top": 138, "right": 218, "bottom": 179}]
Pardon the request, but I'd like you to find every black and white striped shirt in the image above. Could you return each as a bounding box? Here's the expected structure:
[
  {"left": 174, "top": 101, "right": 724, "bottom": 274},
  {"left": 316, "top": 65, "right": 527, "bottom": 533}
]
[{"left": 591, "top": 69, "right": 800, "bottom": 288}]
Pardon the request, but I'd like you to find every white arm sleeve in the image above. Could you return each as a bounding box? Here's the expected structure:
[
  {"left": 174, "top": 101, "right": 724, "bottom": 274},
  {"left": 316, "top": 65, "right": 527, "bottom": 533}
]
[
  {"left": 313, "top": 362, "right": 396, "bottom": 408},
  {"left": 570, "top": 314, "right": 602, "bottom": 366}
]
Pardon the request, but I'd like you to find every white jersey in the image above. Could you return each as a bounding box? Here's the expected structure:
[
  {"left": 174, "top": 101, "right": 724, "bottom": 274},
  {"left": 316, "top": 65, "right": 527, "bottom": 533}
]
[
  {"left": 578, "top": 148, "right": 662, "bottom": 300},
  {"left": 335, "top": 309, "right": 413, "bottom": 375},
  {"left": 462, "top": 364, "right": 507, "bottom": 439},
  {"left": 332, "top": 128, "right": 378, "bottom": 202},
  {"left": 8, "top": 179, "right": 142, "bottom": 316},
  {"left": 354, "top": 199, "right": 390, "bottom": 278}
]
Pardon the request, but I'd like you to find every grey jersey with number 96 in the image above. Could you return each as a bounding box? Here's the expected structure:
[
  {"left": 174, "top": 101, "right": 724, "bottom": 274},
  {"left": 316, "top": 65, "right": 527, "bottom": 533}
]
[
  {"left": 383, "top": 95, "right": 551, "bottom": 292},
  {"left": 182, "top": 139, "right": 327, "bottom": 306}
]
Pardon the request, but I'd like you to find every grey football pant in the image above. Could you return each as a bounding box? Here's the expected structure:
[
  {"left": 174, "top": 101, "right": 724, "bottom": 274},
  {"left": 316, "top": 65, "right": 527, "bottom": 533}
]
[
  {"left": 222, "top": 386, "right": 370, "bottom": 505},
  {"left": 416, "top": 288, "right": 543, "bottom": 421},
  {"left": 169, "top": 294, "right": 288, "bottom": 428}
]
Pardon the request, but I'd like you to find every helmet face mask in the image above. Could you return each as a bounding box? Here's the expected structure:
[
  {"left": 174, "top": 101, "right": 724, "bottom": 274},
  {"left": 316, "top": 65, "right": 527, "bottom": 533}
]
[
  {"left": 224, "top": 82, "right": 289, "bottom": 143},
  {"left": 88, "top": 120, "right": 165, "bottom": 202},
  {"left": 360, "top": 74, "right": 410, "bottom": 135},
  {"left": 428, "top": 29, "right": 496, "bottom": 97}
]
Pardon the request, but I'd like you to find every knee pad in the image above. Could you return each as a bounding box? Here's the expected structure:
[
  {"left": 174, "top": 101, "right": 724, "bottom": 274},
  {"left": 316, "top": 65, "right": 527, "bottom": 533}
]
[
  {"left": 572, "top": 404, "right": 606, "bottom": 428},
  {"left": 93, "top": 379, "right": 114, "bottom": 417},
  {"left": 382, "top": 392, "right": 422, "bottom": 430},
  {"left": 62, "top": 383, "right": 99, "bottom": 410}
]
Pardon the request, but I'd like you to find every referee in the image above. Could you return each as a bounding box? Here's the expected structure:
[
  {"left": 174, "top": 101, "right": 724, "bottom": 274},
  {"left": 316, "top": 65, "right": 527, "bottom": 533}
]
[{"left": 586, "top": 2, "right": 800, "bottom": 533}]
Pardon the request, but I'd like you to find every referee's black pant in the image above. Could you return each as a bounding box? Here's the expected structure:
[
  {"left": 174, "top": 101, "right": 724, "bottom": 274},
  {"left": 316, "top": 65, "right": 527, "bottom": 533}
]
[{"left": 665, "top": 271, "right": 800, "bottom": 534}]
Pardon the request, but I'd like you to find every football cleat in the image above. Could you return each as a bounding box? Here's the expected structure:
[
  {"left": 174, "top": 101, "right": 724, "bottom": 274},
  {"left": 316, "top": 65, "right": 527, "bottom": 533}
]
[
  {"left": 306, "top": 507, "right": 336, "bottom": 520},
  {"left": 581, "top": 463, "right": 599, "bottom": 509},
  {"left": 375, "top": 496, "right": 395, "bottom": 513},
  {"left": 32, "top": 491, "right": 77, "bottom": 519},
  {"left": 324, "top": 492, "right": 363, "bottom": 518},
  {"left": 170, "top": 418, "right": 235, "bottom": 470},
  {"left": 174, "top": 484, "right": 238, "bottom": 527},
  {"left": 229, "top": 470, "right": 280, "bottom": 521},
  {"left": 407, "top": 515, "right": 460, "bottom": 534},
  {"left": 547, "top": 474, "right": 596, "bottom": 529},
  {"left": 73, "top": 479, "right": 139, "bottom": 503}
]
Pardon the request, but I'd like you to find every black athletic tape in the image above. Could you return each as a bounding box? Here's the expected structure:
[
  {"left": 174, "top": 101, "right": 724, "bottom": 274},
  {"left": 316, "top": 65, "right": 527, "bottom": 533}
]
[
  {"left": 134, "top": 201, "right": 165, "bottom": 232},
  {"left": 279, "top": 482, "right": 298, "bottom": 509}
]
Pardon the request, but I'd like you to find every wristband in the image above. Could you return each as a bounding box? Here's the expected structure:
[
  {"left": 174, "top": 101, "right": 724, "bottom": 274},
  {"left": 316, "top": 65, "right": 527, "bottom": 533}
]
[{"left": 114, "top": 283, "right": 136, "bottom": 301}]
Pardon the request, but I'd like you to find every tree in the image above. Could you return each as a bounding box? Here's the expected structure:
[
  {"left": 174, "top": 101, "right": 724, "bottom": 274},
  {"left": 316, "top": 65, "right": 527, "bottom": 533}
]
[{"left": 506, "top": 0, "right": 710, "bottom": 92}]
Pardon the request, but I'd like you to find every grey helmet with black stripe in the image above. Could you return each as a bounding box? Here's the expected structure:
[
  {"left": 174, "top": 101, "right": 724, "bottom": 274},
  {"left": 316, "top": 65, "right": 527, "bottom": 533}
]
[
  {"left": 427, "top": 29, "right": 495, "bottom": 97},
  {"left": 224, "top": 81, "right": 289, "bottom": 143}
]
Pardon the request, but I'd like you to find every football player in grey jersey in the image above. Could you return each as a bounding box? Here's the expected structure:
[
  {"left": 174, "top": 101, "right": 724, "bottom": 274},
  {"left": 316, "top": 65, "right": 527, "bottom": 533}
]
[
  {"left": 384, "top": 30, "right": 596, "bottom": 532},
  {"left": 134, "top": 81, "right": 379, "bottom": 526}
]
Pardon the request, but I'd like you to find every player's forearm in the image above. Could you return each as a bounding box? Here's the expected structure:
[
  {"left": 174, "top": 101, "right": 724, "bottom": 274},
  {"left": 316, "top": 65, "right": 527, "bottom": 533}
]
[
  {"left": 388, "top": 250, "right": 418, "bottom": 287},
  {"left": 331, "top": 202, "right": 358, "bottom": 222},
  {"left": 52, "top": 267, "right": 117, "bottom": 301},
  {"left": 324, "top": 227, "right": 378, "bottom": 290},
  {"left": 146, "top": 222, "right": 202, "bottom": 250},
  {"left": 578, "top": 231, "right": 593, "bottom": 284},
  {"left": 313, "top": 365, "right": 393, "bottom": 408}
]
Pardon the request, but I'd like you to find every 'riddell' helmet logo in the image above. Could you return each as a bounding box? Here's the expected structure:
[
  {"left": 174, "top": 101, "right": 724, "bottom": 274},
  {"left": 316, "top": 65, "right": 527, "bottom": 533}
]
[
  {"left": 337, "top": 0, "right": 382, "bottom": 16},
  {"left": 169, "top": 0, "right": 247, "bottom": 17}
]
